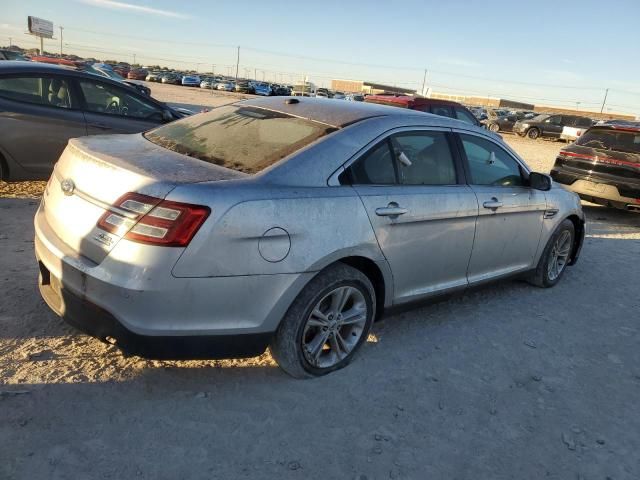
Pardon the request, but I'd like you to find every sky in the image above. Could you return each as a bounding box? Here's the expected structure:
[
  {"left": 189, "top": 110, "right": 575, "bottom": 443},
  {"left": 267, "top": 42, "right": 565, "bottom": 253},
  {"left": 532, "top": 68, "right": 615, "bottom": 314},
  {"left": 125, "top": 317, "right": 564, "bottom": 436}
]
[{"left": 2, "top": 0, "right": 639, "bottom": 116}]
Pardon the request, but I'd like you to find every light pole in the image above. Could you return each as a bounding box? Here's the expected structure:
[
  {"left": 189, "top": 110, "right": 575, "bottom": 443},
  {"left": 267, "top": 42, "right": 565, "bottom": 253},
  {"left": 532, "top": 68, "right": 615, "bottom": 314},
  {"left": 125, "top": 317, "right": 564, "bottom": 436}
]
[
  {"left": 132, "top": 53, "right": 136, "bottom": 65},
  {"left": 59, "top": 26, "right": 63, "bottom": 57},
  {"left": 600, "top": 88, "right": 609, "bottom": 113}
]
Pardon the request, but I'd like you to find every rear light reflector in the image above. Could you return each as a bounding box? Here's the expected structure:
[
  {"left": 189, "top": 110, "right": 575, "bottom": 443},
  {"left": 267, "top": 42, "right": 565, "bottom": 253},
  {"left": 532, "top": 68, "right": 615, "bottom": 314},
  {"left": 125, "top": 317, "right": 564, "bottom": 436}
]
[{"left": 97, "top": 193, "right": 210, "bottom": 247}]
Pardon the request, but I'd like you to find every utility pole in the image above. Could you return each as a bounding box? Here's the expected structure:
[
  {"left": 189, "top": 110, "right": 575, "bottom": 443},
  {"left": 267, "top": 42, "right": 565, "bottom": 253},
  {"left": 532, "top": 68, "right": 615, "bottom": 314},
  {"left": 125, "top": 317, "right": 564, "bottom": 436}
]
[
  {"left": 235, "top": 46, "right": 240, "bottom": 83},
  {"left": 421, "top": 69, "right": 428, "bottom": 96},
  {"left": 133, "top": 53, "right": 136, "bottom": 65},
  {"left": 8, "top": 37, "right": 12, "bottom": 47},
  {"left": 59, "top": 26, "right": 63, "bottom": 57},
  {"left": 600, "top": 88, "right": 609, "bottom": 113}
]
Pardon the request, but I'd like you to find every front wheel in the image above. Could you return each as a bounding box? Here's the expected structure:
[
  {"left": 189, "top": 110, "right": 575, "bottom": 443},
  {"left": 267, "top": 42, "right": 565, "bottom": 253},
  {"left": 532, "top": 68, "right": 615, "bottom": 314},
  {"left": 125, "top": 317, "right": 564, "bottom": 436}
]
[
  {"left": 270, "top": 263, "right": 375, "bottom": 378},
  {"left": 528, "top": 219, "right": 575, "bottom": 288},
  {"left": 489, "top": 123, "right": 500, "bottom": 132}
]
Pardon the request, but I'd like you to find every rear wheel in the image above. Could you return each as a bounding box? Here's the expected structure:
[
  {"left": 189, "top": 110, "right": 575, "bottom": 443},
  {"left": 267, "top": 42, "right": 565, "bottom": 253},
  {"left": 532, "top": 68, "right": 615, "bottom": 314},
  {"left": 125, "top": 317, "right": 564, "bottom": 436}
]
[
  {"left": 527, "top": 128, "right": 540, "bottom": 140},
  {"left": 270, "top": 263, "right": 375, "bottom": 378},
  {"left": 489, "top": 123, "right": 500, "bottom": 132},
  {"left": 528, "top": 219, "right": 575, "bottom": 288}
]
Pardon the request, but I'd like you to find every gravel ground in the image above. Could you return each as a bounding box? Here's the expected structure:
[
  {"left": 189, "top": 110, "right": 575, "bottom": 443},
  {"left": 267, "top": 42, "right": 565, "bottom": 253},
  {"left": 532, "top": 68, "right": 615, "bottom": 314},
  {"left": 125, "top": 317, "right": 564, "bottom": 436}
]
[{"left": 1, "top": 100, "right": 639, "bottom": 479}]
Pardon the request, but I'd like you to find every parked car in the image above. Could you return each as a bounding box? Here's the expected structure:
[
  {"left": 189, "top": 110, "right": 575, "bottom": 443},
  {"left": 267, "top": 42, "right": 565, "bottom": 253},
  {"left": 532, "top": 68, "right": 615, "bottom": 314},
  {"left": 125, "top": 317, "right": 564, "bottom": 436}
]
[
  {"left": 217, "top": 81, "right": 234, "bottom": 91},
  {"left": 145, "top": 71, "right": 163, "bottom": 82},
  {"left": 272, "top": 85, "right": 291, "bottom": 96},
  {"left": 333, "top": 91, "right": 346, "bottom": 100},
  {"left": 346, "top": 93, "right": 365, "bottom": 102},
  {"left": 234, "top": 80, "right": 253, "bottom": 93},
  {"left": 485, "top": 110, "right": 531, "bottom": 133},
  {"left": 127, "top": 69, "right": 148, "bottom": 80},
  {"left": 181, "top": 74, "right": 201, "bottom": 87},
  {"left": 471, "top": 107, "right": 488, "bottom": 121},
  {"left": 550, "top": 122, "right": 640, "bottom": 212},
  {"left": 365, "top": 94, "right": 483, "bottom": 127},
  {"left": 316, "top": 87, "right": 330, "bottom": 98},
  {"left": 0, "top": 62, "right": 189, "bottom": 181},
  {"left": 254, "top": 83, "right": 273, "bottom": 96},
  {"left": 513, "top": 114, "right": 593, "bottom": 140},
  {"left": 161, "top": 73, "right": 182, "bottom": 85},
  {"left": 0, "top": 49, "right": 29, "bottom": 61},
  {"left": 200, "top": 77, "right": 216, "bottom": 89},
  {"left": 34, "top": 97, "right": 584, "bottom": 378}
]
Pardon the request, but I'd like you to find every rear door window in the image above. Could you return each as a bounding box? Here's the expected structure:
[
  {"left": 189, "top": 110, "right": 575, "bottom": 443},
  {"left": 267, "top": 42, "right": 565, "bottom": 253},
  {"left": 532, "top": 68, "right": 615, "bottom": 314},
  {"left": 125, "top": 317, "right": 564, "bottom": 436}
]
[
  {"left": 348, "top": 141, "right": 396, "bottom": 185},
  {"left": 454, "top": 107, "right": 478, "bottom": 125},
  {"left": 392, "top": 132, "right": 457, "bottom": 185},
  {"left": 430, "top": 105, "right": 455, "bottom": 118},
  {"left": 0, "top": 76, "right": 74, "bottom": 109}
]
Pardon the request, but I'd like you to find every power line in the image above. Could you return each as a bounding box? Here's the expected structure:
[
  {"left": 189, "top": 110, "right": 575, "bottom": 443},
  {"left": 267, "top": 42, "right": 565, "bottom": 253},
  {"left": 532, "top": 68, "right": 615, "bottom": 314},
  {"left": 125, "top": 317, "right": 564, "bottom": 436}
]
[{"left": 28, "top": 24, "right": 609, "bottom": 91}]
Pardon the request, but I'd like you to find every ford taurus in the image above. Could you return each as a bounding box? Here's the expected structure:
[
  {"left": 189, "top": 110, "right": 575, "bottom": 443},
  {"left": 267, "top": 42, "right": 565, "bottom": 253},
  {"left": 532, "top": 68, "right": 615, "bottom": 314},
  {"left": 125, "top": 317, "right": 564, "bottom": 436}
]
[{"left": 35, "top": 97, "right": 585, "bottom": 378}]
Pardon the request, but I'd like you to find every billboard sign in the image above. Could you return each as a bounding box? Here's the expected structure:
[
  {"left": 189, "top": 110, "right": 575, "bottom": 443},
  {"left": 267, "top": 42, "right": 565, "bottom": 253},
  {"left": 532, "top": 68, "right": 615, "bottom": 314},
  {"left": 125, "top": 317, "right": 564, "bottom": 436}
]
[{"left": 27, "top": 16, "right": 54, "bottom": 38}]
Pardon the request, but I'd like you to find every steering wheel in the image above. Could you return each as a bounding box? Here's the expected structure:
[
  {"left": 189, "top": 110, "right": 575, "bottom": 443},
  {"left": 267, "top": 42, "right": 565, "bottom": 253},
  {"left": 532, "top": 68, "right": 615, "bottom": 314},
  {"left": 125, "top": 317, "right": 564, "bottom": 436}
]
[{"left": 106, "top": 99, "right": 120, "bottom": 114}]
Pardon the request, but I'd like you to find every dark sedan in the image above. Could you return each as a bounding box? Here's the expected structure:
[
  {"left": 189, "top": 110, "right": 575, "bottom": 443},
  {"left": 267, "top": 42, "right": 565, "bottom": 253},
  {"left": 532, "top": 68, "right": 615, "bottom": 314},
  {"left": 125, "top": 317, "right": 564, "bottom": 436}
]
[{"left": 0, "top": 62, "right": 188, "bottom": 181}]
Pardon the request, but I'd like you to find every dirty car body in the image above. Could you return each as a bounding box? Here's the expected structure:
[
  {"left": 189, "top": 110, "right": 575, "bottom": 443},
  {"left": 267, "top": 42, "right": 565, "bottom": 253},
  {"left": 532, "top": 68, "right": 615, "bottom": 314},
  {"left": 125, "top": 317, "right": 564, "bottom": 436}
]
[{"left": 34, "top": 97, "right": 585, "bottom": 376}]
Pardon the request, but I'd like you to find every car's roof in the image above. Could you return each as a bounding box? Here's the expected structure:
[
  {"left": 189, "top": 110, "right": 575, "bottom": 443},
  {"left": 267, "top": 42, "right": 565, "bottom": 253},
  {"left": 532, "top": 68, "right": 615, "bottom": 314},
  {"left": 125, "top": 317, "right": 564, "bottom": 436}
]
[{"left": 241, "top": 96, "right": 430, "bottom": 128}]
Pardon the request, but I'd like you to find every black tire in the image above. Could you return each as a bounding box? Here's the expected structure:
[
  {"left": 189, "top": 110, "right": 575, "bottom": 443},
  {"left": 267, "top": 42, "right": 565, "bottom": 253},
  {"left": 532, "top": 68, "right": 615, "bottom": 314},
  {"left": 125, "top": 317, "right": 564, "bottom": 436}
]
[
  {"left": 270, "top": 263, "right": 376, "bottom": 379},
  {"left": 527, "top": 128, "right": 540, "bottom": 140},
  {"left": 527, "top": 219, "right": 575, "bottom": 288},
  {"left": 489, "top": 123, "right": 500, "bottom": 132}
]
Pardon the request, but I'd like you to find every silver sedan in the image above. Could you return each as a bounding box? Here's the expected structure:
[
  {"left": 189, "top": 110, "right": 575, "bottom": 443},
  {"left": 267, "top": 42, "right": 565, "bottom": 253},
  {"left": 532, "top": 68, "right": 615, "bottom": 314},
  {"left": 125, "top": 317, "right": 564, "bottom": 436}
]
[{"left": 35, "top": 97, "right": 585, "bottom": 378}]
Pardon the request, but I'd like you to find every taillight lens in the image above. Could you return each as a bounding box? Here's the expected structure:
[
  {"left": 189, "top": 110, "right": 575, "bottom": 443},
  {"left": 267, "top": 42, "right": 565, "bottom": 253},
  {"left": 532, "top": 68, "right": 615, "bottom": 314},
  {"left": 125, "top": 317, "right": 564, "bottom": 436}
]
[{"left": 97, "top": 193, "right": 210, "bottom": 247}]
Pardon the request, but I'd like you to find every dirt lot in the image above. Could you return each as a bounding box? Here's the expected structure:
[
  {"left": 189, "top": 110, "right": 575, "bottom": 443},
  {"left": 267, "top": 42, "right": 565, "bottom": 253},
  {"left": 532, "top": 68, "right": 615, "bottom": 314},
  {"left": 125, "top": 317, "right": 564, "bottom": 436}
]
[{"left": 1, "top": 93, "right": 639, "bottom": 479}]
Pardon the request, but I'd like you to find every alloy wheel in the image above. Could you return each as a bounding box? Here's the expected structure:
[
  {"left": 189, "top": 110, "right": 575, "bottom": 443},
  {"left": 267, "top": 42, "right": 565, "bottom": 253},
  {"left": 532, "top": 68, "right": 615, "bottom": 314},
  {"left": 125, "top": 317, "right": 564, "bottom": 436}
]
[
  {"left": 301, "top": 286, "right": 368, "bottom": 369},
  {"left": 547, "top": 230, "right": 572, "bottom": 281}
]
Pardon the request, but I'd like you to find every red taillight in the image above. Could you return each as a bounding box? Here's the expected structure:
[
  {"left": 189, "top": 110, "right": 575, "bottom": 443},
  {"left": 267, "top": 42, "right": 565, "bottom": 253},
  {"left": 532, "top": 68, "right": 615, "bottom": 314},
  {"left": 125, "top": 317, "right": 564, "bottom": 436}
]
[{"left": 97, "top": 193, "right": 210, "bottom": 247}]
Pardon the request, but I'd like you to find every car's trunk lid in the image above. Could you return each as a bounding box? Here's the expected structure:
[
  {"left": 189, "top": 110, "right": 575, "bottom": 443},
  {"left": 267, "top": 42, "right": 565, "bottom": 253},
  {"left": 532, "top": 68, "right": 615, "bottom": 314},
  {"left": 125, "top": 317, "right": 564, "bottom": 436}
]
[{"left": 42, "top": 133, "right": 245, "bottom": 264}]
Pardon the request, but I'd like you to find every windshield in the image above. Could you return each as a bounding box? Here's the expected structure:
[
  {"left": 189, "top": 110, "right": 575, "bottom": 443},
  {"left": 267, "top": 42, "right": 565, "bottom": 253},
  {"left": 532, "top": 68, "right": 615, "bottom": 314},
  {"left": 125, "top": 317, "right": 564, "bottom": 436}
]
[
  {"left": 575, "top": 128, "right": 640, "bottom": 155},
  {"left": 145, "top": 105, "right": 337, "bottom": 174}
]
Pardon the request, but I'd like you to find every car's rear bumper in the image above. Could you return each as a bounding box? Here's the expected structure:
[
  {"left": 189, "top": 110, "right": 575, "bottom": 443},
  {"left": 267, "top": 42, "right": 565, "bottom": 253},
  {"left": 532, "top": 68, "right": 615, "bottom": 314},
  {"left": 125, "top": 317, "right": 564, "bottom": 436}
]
[
  {"left": 37, "top": 260, "right": 271, "bottom": 359},
  {"left": 34, "top": 205, "right": 314, "bottom": 355},
  {"left": 551, "top": 169, "right": 640, "bottom": 211}
]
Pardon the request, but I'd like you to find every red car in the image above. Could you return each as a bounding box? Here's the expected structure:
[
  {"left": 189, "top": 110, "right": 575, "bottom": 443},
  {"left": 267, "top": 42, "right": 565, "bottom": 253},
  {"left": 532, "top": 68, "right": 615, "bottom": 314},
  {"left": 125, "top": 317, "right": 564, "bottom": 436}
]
[
  {"left": 127, "top": 69, "right": 148, "bottom": 80},
  {"left": 365, "top": 94, "right": 482, "bottom": 127}
]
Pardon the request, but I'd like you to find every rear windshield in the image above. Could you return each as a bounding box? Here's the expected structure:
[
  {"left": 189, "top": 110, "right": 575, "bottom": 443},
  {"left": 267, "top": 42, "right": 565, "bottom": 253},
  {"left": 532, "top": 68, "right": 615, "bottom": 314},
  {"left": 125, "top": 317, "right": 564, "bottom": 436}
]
[
  {"left": 575, "top": 128, "right": 640, "bottom": 155},
  {"left": 145, "top": 105, "right": 336, "bottom": 174}
]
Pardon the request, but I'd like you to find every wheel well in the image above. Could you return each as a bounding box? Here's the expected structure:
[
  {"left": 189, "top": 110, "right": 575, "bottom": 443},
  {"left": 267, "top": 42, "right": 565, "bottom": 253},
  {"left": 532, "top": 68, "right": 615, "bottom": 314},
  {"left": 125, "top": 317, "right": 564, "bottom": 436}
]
[
  {"left": 338, "top": 256, "right": 386, "bottom": 320},
  {"left": 566, "top": 214, "right": 584, "bottom": 264}
]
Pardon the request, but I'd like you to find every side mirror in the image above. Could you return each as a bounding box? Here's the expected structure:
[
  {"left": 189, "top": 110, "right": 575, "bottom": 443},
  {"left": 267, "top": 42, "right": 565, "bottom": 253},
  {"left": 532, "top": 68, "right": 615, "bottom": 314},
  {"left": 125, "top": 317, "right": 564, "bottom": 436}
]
[{"left": 529, "top": 172, "right": 552, "bottom": 191}]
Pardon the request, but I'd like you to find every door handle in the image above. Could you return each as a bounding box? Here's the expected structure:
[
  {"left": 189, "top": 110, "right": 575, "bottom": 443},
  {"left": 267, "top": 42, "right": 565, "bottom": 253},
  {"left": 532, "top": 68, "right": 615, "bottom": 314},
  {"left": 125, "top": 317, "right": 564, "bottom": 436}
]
[
  {"left": 483, "top": 198, "right": 503, "bottom": 210},
  {"left": 375, "top": 204, "right": 408, "bottom": 217}
]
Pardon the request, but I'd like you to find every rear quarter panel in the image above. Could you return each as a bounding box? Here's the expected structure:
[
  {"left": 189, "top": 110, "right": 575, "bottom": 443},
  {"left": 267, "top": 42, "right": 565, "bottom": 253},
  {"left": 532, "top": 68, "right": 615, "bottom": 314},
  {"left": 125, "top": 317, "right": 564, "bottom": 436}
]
[{"left": 170, "top": 184, "right": 389, "bottom": 280}]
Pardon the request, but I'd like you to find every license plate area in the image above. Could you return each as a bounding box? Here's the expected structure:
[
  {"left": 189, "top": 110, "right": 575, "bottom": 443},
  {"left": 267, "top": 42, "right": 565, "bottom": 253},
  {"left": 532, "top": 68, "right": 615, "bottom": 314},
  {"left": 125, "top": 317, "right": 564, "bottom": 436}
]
[{"left": 585, "top": 182, "right": 606, "bottom": 193}]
